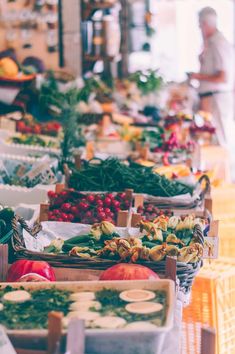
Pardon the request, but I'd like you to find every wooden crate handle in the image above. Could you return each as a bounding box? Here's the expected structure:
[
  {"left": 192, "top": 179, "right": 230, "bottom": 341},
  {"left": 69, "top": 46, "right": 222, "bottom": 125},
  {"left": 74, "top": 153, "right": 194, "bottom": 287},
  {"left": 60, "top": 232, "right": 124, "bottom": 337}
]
[
  {"left": 205, "top": 197, "right": 213, "bottom": 214},
  {"left": 55, "top": 183, "right": 65, "bottom": 194},
  {"left": 134, "top": 195, "right": 144, "bottom": 208},
  {"left": 47, "top": 312, "right": 63, "bottom": 354},
  {"left": 125, "top": 189, "right": 133, "bottom": 202},
  {"left": 165, "top": 256, "right": 177, "bottom": 283},
  {"left": 66, "top": 318, "right": 85, "bottom": 354},
  {"left": 131, "top": 213, "right": 142, "bottom": 227},
  {"left": 117, "top": 210, "right": 129, "bottom": 227},
  {"left": 201, "top": 327, "right": 216, "bottom": 354},
  {"left": 40, "top": 204, "right": 49, "bottom": 222},
  {"left": 0, "top": 244, "right": 8, "bottom": 281}
]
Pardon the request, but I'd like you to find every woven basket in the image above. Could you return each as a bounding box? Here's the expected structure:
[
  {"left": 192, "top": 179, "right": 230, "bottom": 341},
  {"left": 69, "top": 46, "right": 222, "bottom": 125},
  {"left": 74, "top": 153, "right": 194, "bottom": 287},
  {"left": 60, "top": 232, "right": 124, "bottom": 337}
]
[{"left": 11, "top": 215, "right": 204, "bottom": 293}]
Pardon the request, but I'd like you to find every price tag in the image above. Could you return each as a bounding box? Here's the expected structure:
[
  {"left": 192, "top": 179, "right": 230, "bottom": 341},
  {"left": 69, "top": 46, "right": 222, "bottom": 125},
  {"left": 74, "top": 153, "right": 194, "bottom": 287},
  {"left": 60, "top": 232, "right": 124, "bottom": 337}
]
[
  {"left": 203, "top": 236, "right": 219, "bottom": 259},
  {"left": 0, "top": 325, "right": 17, "bottom": 354},
  {"left": 0, "top": 117, "right": 16, "bottom": 132},
  {"left": 21, "top": 162, "right": 56, "bottom": 188}
]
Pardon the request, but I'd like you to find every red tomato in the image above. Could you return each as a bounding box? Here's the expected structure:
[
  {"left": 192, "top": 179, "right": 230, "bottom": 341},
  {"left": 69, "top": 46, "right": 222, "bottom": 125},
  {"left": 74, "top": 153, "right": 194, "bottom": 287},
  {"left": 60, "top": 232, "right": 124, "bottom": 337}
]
[
  {"left": 7, "top": 260, "right": 56, "bottom": 282},
  {"left": 96, "top": 199, "right": 103, "bottom": 207},
  {"left": 61, "top": 203, "right": 71, "bottom": 212},
  {"left": 47, "top": 191, "right": 57, "bottom": 199},
  {"left": 70, "top": 206, "right": 78, "bottom": 215},
  {"left": 112, "top": 200, "right": 120, "bottom": 208},
  {"left": 87, "top": 195, "right": 95, "bottom": 203},
  {"left": 104, "top": 197, "right": 112, "bottom": 206},
  {"left": 99, "top": 264, "right": 160, "bottom": 281}
]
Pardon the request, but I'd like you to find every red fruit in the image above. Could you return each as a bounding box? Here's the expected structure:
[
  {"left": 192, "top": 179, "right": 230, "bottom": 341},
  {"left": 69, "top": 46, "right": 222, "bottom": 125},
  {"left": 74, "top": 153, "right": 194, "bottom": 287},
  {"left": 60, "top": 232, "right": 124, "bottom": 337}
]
[
  {"left": 70, "top": 206, "right": 78, "bottom": 215},
  {"left": 53, "top": 209, "right": 61, "bottom": 216},
  {"left": 87, "top": 195, "right": 95, "bottom": 203},
  {"left": 56, "top": 218, "right": 63, "bottom": 222},
  {"left": 49, "top": 215, "right": 56, "bottom": 221},
  {"left": 78, "top": 202, "right": 89, "bottom": 211},
  {"left": 117, "top": 192, "right": 126, "bottom": 200},
  {"left": 67, "top": 214, "right": 75, "bottom": 222},
  {"left": 109, "top": 212, "right": 114, "bottom": 218},
  {"left": 104, "top": 197, "right": 112, "bottom": 207},
  {"left": 60, "top": 213, "right": 68, "bottom": 220},
  {"left": 104, "top": 208, "right": 111, "bottom": 214},
  {"left": 7, "top": 260, "right": 56, "bottom": 282},
  {"left": 146, "top": 206, "right": 153, "bottom": 213},
  {"left": 98, "top": 212, "right": 106, "bottom": 220},
  {"left": 48, "top": 211, "right": 53, "bottom": 218},
  {"left": 97, "top": 206, "right": 104, "bottom": 213},
  {"left": 47, "top": 191, "right": 57, "bottom": 199},
  {"left": 85, "top": 211, "right": 92, "bottom": 218},
  {"left": 106, "top": 193, "right": 114, "bottom": 199},
  {"left": 61, "top": 203, "right": 71, "bottom": 212},
  {"left": 33, "top": 125, "right": 42, "bottom": 134},
  {"left": 96, "top": 199, "right": 103, "bottom": 207},
  {"left": 112, "top": 200, "right": 120, "bottom": 208},
  {"left": 99, "top": 264, "right": 160, "bottom": 281},
  {"left": 114, "top": 206, "right": 121, "bottom": 212},
  {"left": 59, "top": 190, "right": 69, "bottom": 197}
]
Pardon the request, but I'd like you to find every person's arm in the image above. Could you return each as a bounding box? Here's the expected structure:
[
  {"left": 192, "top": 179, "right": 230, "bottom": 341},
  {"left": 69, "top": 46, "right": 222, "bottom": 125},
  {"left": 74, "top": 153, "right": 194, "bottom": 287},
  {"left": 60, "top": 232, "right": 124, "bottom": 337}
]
[{"left": 189, "top": 70, "right": 226, "bottom": 83}]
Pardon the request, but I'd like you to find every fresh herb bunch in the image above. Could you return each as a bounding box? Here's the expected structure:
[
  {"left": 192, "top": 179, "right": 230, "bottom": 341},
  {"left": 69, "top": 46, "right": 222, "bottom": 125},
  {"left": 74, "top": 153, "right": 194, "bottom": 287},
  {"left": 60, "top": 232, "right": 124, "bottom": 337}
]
[
  {"left": 139, "top": 128, "right": 164, "bottom": 150},
  {"left": 128, "top": 70, "right": 163, "bottom": 95},
  {"left": 69, "top": 158, "right": 194, "bottom": 197},
  {"left": 95, "top": 289, "right": 166, "bottom": 325},
  {"left": 77, "top": 76, "right": 111, "bottom": 103},
  {"left": 39, "top": 73, "right": 85, "bottom": 166},
  {"left": 0, "top": 287, "right": 72, "bottom": 330}
]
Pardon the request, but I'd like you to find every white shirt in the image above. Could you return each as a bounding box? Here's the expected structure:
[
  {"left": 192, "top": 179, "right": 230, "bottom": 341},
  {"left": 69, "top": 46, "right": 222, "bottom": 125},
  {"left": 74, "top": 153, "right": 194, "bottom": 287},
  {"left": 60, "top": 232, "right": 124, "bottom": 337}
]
[{"left": 199, "top": 30, "right": 234, "bottom": 93}]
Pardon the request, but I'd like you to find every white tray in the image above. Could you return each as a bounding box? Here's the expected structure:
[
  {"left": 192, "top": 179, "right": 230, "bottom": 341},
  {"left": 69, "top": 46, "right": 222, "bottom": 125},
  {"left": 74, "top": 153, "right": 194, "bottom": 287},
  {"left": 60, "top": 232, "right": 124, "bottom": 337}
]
[{"left": 1, "top": 279, "right": 175, "bottom": 354}]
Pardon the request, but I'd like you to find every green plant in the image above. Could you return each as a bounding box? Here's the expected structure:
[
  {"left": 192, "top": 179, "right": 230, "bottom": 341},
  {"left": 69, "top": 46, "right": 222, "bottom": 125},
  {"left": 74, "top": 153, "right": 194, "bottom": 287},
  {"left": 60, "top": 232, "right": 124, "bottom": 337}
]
[{"left": 129, "top": 69, "right": 163, "bottom": 95}]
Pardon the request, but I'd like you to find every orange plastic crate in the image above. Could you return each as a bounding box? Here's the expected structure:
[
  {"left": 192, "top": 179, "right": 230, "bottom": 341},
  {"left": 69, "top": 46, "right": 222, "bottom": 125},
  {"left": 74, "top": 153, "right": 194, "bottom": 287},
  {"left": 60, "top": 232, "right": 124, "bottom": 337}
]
[{"left": 182, "top": 258, "right": 235, "bottom": 354}]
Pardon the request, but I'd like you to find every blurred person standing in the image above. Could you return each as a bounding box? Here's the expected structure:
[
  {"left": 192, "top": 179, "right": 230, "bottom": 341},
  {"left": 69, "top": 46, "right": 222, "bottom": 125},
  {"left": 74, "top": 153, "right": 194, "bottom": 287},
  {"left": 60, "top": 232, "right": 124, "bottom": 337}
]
[{"left": 189, "top": 7, "right": 234, "bottom": 146}]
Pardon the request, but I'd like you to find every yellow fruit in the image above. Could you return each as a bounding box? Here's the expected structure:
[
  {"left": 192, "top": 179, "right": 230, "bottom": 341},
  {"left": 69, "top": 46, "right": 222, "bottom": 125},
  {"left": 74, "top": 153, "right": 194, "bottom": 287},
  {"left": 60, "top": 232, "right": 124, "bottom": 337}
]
[{"left": 0, "top": 57, "right": 18, "bottom": 78}]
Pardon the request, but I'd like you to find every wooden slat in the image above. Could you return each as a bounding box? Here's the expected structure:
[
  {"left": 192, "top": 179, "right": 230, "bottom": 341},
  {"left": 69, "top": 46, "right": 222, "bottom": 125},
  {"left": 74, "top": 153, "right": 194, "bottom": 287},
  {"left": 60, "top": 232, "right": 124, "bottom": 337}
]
[
  {"left": 165, "top": 256, "right": 177, "bottom": 283},
  {"left": 131, "top": 213, "right": 142, "bottom": 227},
  {"left": 201, "top": 327, "right": 216, "bottom": 354},
  {"left": 134, "top": 195, "right": 144, "bottom": 208},
  {"left": 0, "top": 244, "right": 9, "bottom": 281},
  {"left": 39, "top": 204, "right": 49, "bottom": 222},
  {"left": 47, "top": 312, "right": 63, "bottom": 354},
  {"left": 66, "top": 318, "right": 85, "bottom": 354},
  {"left": 117, "top": 210, "right": 129, "bottom": 227},
  {"left": 55, "top": 184, "right": 65, "bottom": 194}
]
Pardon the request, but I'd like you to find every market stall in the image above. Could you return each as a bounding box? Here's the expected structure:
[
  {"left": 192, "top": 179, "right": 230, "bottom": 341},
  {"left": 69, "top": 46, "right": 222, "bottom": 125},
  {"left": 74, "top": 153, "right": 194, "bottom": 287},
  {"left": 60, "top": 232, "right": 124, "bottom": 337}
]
[{"left": 1, "top": 1, "right": 235, "bottom": 354}]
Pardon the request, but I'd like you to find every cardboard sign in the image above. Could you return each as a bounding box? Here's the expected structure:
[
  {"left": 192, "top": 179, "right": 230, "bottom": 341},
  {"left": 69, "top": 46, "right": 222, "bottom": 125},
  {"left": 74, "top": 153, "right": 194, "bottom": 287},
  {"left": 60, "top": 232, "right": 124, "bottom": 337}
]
[
  {"left": 21, "top": 162, "right": 57, "bottom": 188},
  {"left": 0, "top": 326, "right": 17, "bottom": 354},
  {"left": 0, "top": 117, "right": 16, "bottom": 132}
]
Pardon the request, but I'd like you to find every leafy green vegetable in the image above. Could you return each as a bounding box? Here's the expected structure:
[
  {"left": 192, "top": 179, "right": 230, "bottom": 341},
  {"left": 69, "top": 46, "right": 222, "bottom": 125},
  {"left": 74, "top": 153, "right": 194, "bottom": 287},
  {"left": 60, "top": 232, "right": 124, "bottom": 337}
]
[
  {"left": 0, "top": 286, "right": 167, "bottom": 329},
  {"left": 0, "top": 287, "right": 72, "bottom": 330},
  {"left": 128, "top": 70, "right": 163, "bottom": 95},
  {"left": 69, "top": 158, "right": 194, "bottom": 197}
]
